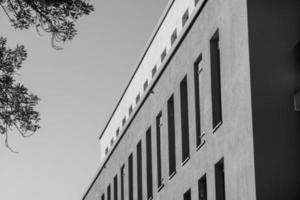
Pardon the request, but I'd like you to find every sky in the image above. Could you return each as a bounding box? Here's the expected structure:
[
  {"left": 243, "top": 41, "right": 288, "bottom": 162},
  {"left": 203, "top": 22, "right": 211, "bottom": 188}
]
[{"left": 0, "top": 0, "right": 169, "bottom": 199}]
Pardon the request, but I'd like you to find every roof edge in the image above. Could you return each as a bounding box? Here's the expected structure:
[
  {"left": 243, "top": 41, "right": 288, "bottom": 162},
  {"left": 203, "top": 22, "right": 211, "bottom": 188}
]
[
  {"left": 98, "top": 0, "right": 176, "bottom": 140},
  {"left": 83, "top": 1, "right": 209, "bottom": 198}
]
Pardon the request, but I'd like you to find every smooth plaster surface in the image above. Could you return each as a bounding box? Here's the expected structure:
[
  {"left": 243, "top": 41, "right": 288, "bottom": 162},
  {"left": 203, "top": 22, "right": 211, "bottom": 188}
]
[{"left": 84, "top": 0, "right": 257, "bottom": 199}]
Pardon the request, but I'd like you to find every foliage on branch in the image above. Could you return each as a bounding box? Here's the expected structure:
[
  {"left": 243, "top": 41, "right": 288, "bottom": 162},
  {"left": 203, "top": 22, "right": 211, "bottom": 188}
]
[
  {"left": 0, "top": 1, "right": 93, "bottom": 152},
  {"left": 0, "top": 37, "right": 40, "bottom": 152},
  {"left": 0, "top": 0, "right": 94, "bottom": 49}
]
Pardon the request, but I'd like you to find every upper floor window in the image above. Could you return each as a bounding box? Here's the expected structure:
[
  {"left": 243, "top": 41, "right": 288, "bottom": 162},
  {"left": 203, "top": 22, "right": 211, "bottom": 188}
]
[
  {"left": 120, "top": 165, "right": 125, "bottom": 200},
  {"left": 152, "top": 65, "right": 157, "bottom": 78},
  {"left": 171, "top": 29, "right": 177, "bottom": 46},
  {"left": 136, "top": 141, "right": 143, "bottom": 200},
  {"left": 136, "top": 93, "right": 141, "bottom": 105},
  {"left": 210, "top": 30, "right": 223, "bottom": 131},
  {"left": 116, "top": 128, "right": 120, "bottom": 137},
  {"left": 146, "top": 127, "right": 153, "bottom": 199},
  {"left": 122, "top": 117, "right": 126, "bottom": 127},
  {"left": 199, "top": 174, "right": 207, "bottom": 200},
  {"left": 182, "top": 9, "right": 189, "bottom": 27},
  {"left": 110, "top": 138, "right": 114, "bottom": 146},
  {"left": 180, "top": 75, "right": 190, "bottom": 163},
  {"left": 156, "top": 111, "right": 163, "bottom": 189},
  {"left": 114, "top": 175, "right": 118, "bottom": 200},
  {"left": 215, "top": 158, "right": 226, "bottom": 200},
  {"left": 128, "top": 154, "right": 133, "bottom": 200},
  {"left": 167, "top": 94, "right": 176, "bottom": 177},
  {"left": 194, "top": 54, "right": 203, "bottom": 147},
  {"left": 161, "top": 48, "right": 167, "bottom": 62},
  {"left": 107, "top": 185, "right": 111, "bottom": 200},
  {"left": 144, "top": 80, "right": 149, "bottom": 92},
  {"left": 183, "top": 189, "right": 191, "bottom": 200},
  {"left": 129, "top": 105, "right": 133, "bottom": 116}
]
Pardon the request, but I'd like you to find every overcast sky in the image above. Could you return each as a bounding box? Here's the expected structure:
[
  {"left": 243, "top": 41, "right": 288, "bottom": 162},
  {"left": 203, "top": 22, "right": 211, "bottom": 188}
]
[{"left": 0, "top": 0, "right": 169, "bottom": 199}]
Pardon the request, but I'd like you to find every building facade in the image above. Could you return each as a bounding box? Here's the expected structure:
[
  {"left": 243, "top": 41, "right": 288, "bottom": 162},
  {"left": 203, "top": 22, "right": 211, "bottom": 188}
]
[{"left": 83, "top": 0, "right": 300, "bottom": 199}]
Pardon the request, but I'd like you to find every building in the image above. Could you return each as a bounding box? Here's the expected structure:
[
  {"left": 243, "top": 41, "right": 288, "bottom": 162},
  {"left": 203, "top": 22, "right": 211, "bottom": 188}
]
[{"left": 83, "top": 0, "right": 300, "bottom": 199}]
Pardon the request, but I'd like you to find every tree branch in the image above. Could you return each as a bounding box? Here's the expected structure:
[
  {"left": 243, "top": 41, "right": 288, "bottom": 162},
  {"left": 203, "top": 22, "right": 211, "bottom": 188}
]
[{"left": 5, "top": 126, "right": 18, "bottom": 154}]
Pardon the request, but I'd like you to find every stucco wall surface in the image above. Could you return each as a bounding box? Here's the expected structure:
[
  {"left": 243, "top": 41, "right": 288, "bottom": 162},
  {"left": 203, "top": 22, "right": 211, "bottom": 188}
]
[{"left": 84, "top": 0, "right": 256, "bottom": 199}]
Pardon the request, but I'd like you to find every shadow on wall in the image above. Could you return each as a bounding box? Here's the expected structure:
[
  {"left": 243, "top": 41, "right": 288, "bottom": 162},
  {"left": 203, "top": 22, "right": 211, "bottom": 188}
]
[
  {"left": 247, "top": 0, "right": 300, "bottom": 199},
  {"left": 294, "top": 41, "right": 300, "bottom": 66}
]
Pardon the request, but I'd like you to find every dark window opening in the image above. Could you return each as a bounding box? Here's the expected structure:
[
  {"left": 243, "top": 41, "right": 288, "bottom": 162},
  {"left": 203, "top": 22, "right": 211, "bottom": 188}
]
[
  {"left": 129, "top": 105, "right": 133, "bottom": 116},
  {"left": 116, "top": 128, "right": 120, "bottom": 137},
  {"left": 184, "top": 189, "right": 191, "bottom": 200},
  {"left": 152, "top": 65, "right": 157, "bottom": 78},
  {"left": 171, "top": 29, "right": 177, "bottom": 46},
  {"left": 194, "top": 55, "right": 203, "bottom": 147},
  {"left": 161, "top": 49, "right": 167, "bottom": 62},
  {"left": 210, "top": 30, "right": 222, "bottom": 130},
  {"left": 195, "top": 0, "right": 200, "bottom": 6},
  {"left": 167, "top": 95, "right": 176, "bottom": 177},
  {"left": 146, "top": 127, "right": 153, "bottom": 199},
  {"left": 198, "top": 174, "right": 207, "bottom": 200},
  {"left": 180, "top": 76, "right": 190, "bottom": 163},
  {"left": 182, "top": 9, "right": 189, "bottom": 27},
  {"left": 122, "top": 117, "right": 126, "bottom": 127},
  {"left": 156, "top": 112, "right": 163, "bottom": 188},
  {"left": 128, "top": 154, "right": 133, "bottom": 200},
  {"left": 114, "top": 175, "right": 118, "bottom": 200},
  {"left": 107, "top": 185, "right": 111, "bottom": 200},
  {"left": 101, "top": 194, "right": 105, "bottom": 200},
  {"left": 144, "top": 80, "right": 149, "bottom": 92},
  {"left": 136, "top": 93, "right": 141, "bottom": 105},
  {"left": 137, "top": 141, "right": 143, "bottom": 200},
  {"left": 121, "top": 165, "right": 125, "bottom": 200},
  {"left": 110, "top": 138, "right": 114, "bottom": 146},
  {"left": 105, "top": 147, "right": 109, "bottom": 155},
  {"left": 215, "top": 158, "right": 225, "bottom": 200}
]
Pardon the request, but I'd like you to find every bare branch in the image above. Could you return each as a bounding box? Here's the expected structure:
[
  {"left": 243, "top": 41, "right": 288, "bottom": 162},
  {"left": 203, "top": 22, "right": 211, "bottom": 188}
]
[{"left": 5, "top": 127, "right": 18, "bottom": 154}]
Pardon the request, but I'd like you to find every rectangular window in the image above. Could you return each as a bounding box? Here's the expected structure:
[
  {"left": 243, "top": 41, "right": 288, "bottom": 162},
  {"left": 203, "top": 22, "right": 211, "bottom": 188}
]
[
  {"left": 137, "top": 141, "right": 143, "bottom": 200},
  {"left": 105, "top": 147, "right": 109, "bottom": 155},
  {"left": 128, "top": 154, "right": 133, "bottom": 200},
  {"left": 110, "top": 138, "right": 114, "bottom": 146},
  {"left": 161, "top": 49, "right": 167, "bottom": 62},
  {"left": 107, "top": 185, "right": 111, "bottom": 200},
  {"left": 146, "top": 127, "right": 153, "bottom": 199},
  {"left": 129, "top": 105, "right": 133, "bottom": 116},
  {"left": 167, "top": 95, "right": 176, "bottom": 177},
  {"left": 144, "top": 80, "right": 149, "bottom": 92},
  {"left": 210, "top": 30, "right": 222, "bottom": 130},
  {"left": 180, "top": 76, "right": 190, "bottom": 163},
  {"left": 182, "top": 9, "right": 189, "bottom": 27},
  {"left": 171, "top": 29, "right": 177, "bottom": 46},
  {"left": 215, "top": 159, "right": 226, "bottom": 200},
  {"left": 114, "top": 175, "right": 118, "bottom": 200},
  {"left": 152, "top": 65, "right": 157, "bottom": 78},
  {"left": 116, "top": 128, "right": 120, "bottom": 137},
  {"left": 121, "top": 165, "right": 125, "bottom": 200},
  {"left": 194, "top": 55, "right": 203, "bottom": 147},
  {"left": 156, "top": 112, "right": 163, "bottom": 188},
  {"left": 136, "top": 93, "right": 141, "bottom": 105},
  {"left": 122, "top": 117, "right": 126, "bottom": 127},
  {"left": 198, "top": 175, "right": 207, "bottom": 200},
  {"left": 101, "top": 194, "right": 105, "bottom": 200},
  {"left": 183, "top": 189, "right": 191, "bottom": 200}
]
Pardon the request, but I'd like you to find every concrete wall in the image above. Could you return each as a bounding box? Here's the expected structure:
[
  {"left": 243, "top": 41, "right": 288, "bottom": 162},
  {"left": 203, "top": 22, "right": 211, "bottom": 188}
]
[
  {"left": 84, "top": 0, "right": 257, "bottom": 199},
  {"left": 247, "top": 0, "right": 300, "bottom": 199}
]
